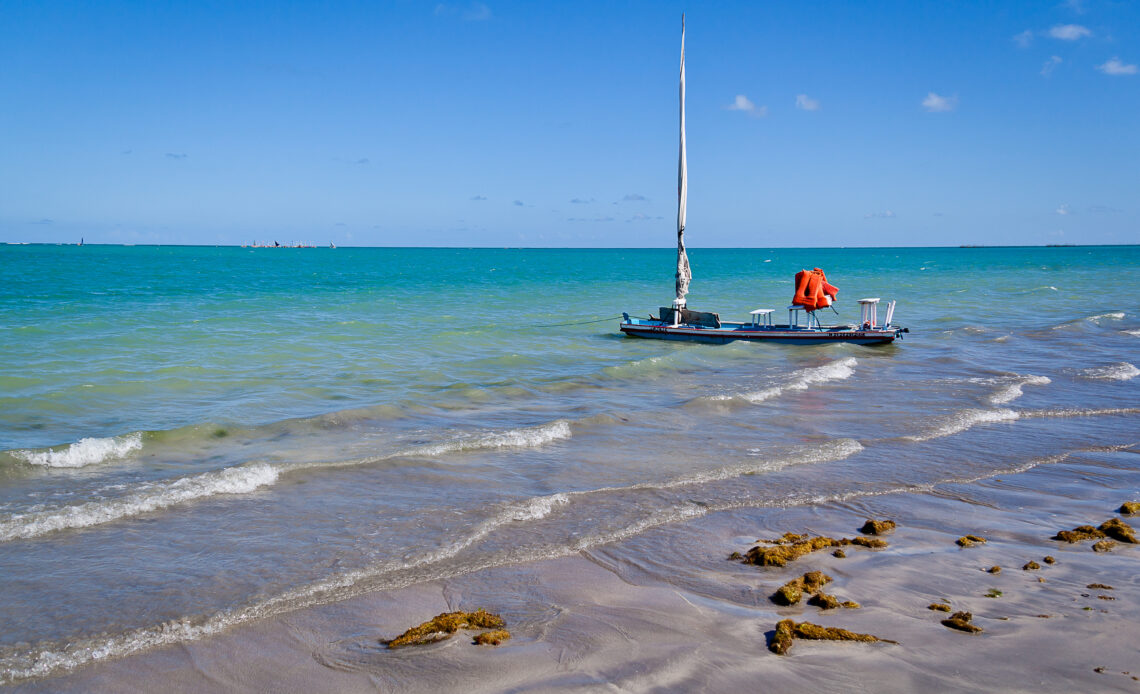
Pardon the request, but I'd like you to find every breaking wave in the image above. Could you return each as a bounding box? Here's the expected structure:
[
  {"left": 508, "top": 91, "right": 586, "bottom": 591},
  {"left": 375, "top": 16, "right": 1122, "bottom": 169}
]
[
  {"left": 903, "top": 409, "right": 1020, "bottom": 442},
  {"left": 10, "top": 433, "right": 143, "bottom": 468},
  {"left": 1073, "top": 362, "right": 1139, "bottom": 381},
  {"left": 710, "top": 357, "right": 857, "bottom": 404},
  {"left": 0, "top": 464, "right": 278, "bottom": 543},
  {"left": 1019, "top": 407, "right": 1140, "bottom": 419},
  {"left": 1088, "top": 312, "right": 1125, "bottom": 322},
  {"left": 401, "top": 420, "right": 572, "bottom": 457},
  {"left": 986, "top": 374, "right": 1051, "bottom": 405}
]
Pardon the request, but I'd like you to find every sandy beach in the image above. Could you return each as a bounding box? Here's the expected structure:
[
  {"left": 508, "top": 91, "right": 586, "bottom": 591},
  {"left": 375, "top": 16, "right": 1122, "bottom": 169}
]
[{"left": 23, "top": 441, "right": 1138, "bottom": 693}]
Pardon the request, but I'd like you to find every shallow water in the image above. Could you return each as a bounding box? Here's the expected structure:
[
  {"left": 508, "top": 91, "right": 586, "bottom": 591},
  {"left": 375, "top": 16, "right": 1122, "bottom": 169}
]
[{"left": 0, "top": 244, "right": 1137, "bottom": 684}]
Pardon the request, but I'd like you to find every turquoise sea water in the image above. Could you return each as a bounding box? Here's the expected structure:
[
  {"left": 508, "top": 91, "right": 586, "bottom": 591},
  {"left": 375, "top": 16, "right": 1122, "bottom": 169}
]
[{"left": 1, "top": 244, "right": 1138, "bottom": 684}]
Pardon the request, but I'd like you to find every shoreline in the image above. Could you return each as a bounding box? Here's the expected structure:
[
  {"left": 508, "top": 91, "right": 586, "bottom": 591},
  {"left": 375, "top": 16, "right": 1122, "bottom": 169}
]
[{"left": 21, "top": 444, "right": 1140, "bottom": 693}]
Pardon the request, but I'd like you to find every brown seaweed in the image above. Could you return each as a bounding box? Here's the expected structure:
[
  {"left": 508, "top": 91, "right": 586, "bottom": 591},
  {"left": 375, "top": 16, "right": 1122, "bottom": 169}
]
[
  {"left": 770, "top": 619, "right": 796, "bottom": 655},
  {"left": 1092, "top": 540, "right": 1116, "bottom": 552},
  {"left": 941, "top": 611, "right": 983, "bottom": 634},
  {"left": 956, "top": 535, "right": 987, "bottom": 547},
  {"left": 1043, "top": 555, "right": 1056, "bottom": 564},
  {"left": 832, "top": 549, "right": 847, "bottom": 558},
  {"left": 793, "top": 622, "right": 892, "bottom": 644},
  {"left": 473, "top": 629, "right": 511, "bottom": 646},
  {"left": 742, "top": 535, "right": 886, "bottom": 567},
  {"left": 386, "top": 609, "right": 506, "bottom": 649},
  {"left": 771, "top": 570, "right": 833, "bottom": 606},
  {"left": 1118, "top": 502, "right": 1140, "bottom": 515},
  {"left": 1099, "top": 517, "right": 1138, "bottom": 543},
  {"left": 1022, "top": 560, "right": 1040, "bottom": 570},
  {"left": 987, "top": 566, "right": 1001, "bottom": 574},
  {"left": 860, "top": 519, "right": 896, "bottom": 535},
  {"left": 928, "top": 603, "right": 952, "bottom": 612},
  {"left": 1053, "top": 525, "right": 1104, "bottom": 543},
  {"left": 1087, "top": 583, "right": 1114, "bottom": 590}
]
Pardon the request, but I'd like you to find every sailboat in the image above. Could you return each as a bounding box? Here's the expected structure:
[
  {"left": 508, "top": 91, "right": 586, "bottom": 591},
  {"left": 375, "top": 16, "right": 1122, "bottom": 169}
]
[{"left": 620, "top": 17, "right": 907, "bottom": 346}]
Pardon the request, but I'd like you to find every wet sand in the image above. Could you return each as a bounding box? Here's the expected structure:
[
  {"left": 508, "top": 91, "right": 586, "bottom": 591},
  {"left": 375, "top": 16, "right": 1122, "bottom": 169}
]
[{"left": 22, "top": 445, "right": 1140, "bottom": 693}]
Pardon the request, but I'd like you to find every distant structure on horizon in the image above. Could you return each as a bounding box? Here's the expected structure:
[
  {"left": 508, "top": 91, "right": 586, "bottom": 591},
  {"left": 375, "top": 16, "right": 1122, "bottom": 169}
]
[{"left": 241, "top": 241, "right": 325, "bottom": 248}]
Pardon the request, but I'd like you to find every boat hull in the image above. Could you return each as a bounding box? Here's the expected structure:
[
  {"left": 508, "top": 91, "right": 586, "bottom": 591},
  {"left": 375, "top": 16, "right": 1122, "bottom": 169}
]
[{"left": 619, "top": 320, "right": 904, "bottom": 345}]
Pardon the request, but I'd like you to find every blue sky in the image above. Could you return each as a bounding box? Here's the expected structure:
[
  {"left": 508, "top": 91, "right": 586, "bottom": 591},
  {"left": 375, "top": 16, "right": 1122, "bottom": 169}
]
[{"left": 1, "top": 0, "right": 1137, "bottom": 247}]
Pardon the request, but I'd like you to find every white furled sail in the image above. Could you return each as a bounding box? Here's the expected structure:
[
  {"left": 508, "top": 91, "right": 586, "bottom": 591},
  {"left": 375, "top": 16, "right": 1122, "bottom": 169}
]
[{"left": 675, "top": 14, "right": 691, "bottom": 306}]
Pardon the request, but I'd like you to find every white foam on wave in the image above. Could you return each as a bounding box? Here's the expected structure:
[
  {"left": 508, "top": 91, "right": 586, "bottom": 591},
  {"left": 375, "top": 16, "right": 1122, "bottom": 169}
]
[
  {"left": 666, "top": 438, "right": 864, "bottom": 487},
  {"left": 405, "top": 420, "right": 572, "bottom": 458},
  {"left": 987, "top": 374, "right": 1051, "bottom": 405},
  {"left": 1074, "top": 362, "right": 1140, "bottom": 381},
  {"left": 712, "top": 357, "right": 857, "bottom": 403},
  {"left": 1088, "top": 311, "right": 1125, "bottom": 322},
  {"left": 1020, "top": 407, "right": 1140, "bottom": 419},
  {"left": 0, "top": 464, "right": 278, "bottom": 543},
  {"left": 11, "top": 433, "right": 143, "bottom": 468},
  {"left": 903, "top": 408, "right": 1020, "bottom": 442},
  {"left": 1124, "top": 329, "right": 1140, "bottom": 337}
]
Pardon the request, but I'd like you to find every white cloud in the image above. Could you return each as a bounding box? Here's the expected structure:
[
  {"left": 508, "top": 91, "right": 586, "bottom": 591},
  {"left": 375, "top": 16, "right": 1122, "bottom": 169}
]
[
  {"left": 1097, "top": 57, "right": 1138, "bottom": 75},
  {"left": 795, "top": 94, "right": 820, "bottom": 111},
  {"left": 922, "top": 92, "right": 957, "bottom": 112},
  {"left": 1013, "top": 30, "right": 1034, "bottom": 48},
  {"left": 865, "top": 210, "right": 896, "bottom": 219},
  {"left": 725, "top": 94, "right": 768, "bottom": 117},
  {"left": 1041, "top": 55, "right": 1063, "bottom": 77},
  {"left": 1048, "top": 24, "right": 1091, "bottom": 40},
  {"left": 1056, "top": 204, "right": 1070, "bottom": 215}
]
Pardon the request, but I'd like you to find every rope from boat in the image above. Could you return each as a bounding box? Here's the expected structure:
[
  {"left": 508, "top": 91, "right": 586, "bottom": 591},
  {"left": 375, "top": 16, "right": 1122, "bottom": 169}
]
[{"left": 529, "top": 314, "right": 627, "bottom": 328}]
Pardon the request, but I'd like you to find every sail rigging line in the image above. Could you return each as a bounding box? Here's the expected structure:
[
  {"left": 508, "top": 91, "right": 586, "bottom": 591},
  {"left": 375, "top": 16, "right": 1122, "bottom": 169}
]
[{"left": 675, "top": 13, "right": 691, "bottom": 305}]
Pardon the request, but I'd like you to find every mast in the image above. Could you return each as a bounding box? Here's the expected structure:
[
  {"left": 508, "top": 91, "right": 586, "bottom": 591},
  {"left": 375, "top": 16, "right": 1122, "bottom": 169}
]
[{"left": 674, "top": 14, "right": 691, "bottom": 309}]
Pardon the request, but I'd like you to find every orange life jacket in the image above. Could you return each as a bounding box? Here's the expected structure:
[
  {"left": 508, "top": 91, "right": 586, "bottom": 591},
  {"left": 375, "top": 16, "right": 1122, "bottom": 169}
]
[{"left": 792, "top": 268, "right": 839, "bottom": 312}]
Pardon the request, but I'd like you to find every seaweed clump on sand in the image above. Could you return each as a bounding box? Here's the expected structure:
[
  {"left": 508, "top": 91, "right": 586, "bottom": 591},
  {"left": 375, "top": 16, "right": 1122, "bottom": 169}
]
[
  {"left": 768, "top": 619, "right": 890, "bottom": 655},
  {"left": 987, "top": 566, "right": 1001, "bottom": 574},
  {"left": 1118, "top": 502, "right": 1140, "bottom": 515},
  {"left": 1023, "top": 561, "right": 1040, "bottom": 571},
  {"left": 386, "top": 609, "right": 506, "bottom": 649},
  {"left": 928, "top": 603, "right": 952, "bottom": 612},
  {"left": 956, "top": 535, "right": 987, "bottom": 548},
  {"left": 1043, "top": 556, "right": 1056, "bottom": 564},
  {"left": 860, "top": 519, "right": 896, "bottom": 536},
  {"left": 1053, "top": 525, "right": 1104, "bottom": 543},
  {"left": 771, "top": 570, "right": 832, "bottom": 606},
  {"left": 1099, "top": 518, "right": 1138, "bottom": 543},
  {"left": 473, "top": 629, "right": 511, "bottom": 646},
  {"left": 1051, "top": 518, "right": 1136, "bottom": 545},
  {"left": 739, "top": 533, "right": 887, "bottom": 568},
  {"left": 1093, "top": 540, "right": 1117, "bottom": 553},
  {"left": 770, "top": 619, "right": 796, "bottom": 655},
  {"left": 941, "top": 611, "right": 983, "bottom": 634},
  {"left": 1087, "top": 583, "right": 1114, "bottom": 590},
  {"left": 808, "top": 593, "right": 860, "bottom": 610}
]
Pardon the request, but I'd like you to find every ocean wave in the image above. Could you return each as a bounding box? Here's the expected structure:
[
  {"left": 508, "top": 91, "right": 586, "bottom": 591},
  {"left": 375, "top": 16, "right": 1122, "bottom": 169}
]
[
  {"left": 1124, "top": 329, "right": 1140, "bottom": 337},
  {"left": 1073, "top": 362, "right": 1139, "bottom": 381},
  {"left": 1088, "top": 311, "right": 1125, "bottom": 322},
  {"left": 9, "top": 433, "right": 143, "bottom": 468},
  {"left": 903, "top": 408, "right": 1020, "bottom": 442},
  {"left": 402, "top": 420, "right": 572, "bottom": 457},
  {"left": 1019, "top": 407, "right": 1140, "bottom": 419},
  {"left": 656, "top": 438, "right": 864, "bottom": 489},
  {"left": 709, "top": 357, "right": 857, "bottom": 404},
  {"left": 0, "top": 464, "right": 278, "bottom": 543},
  {"left": 986, "top": 374, "right": 1051, "bottom": 405}
]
